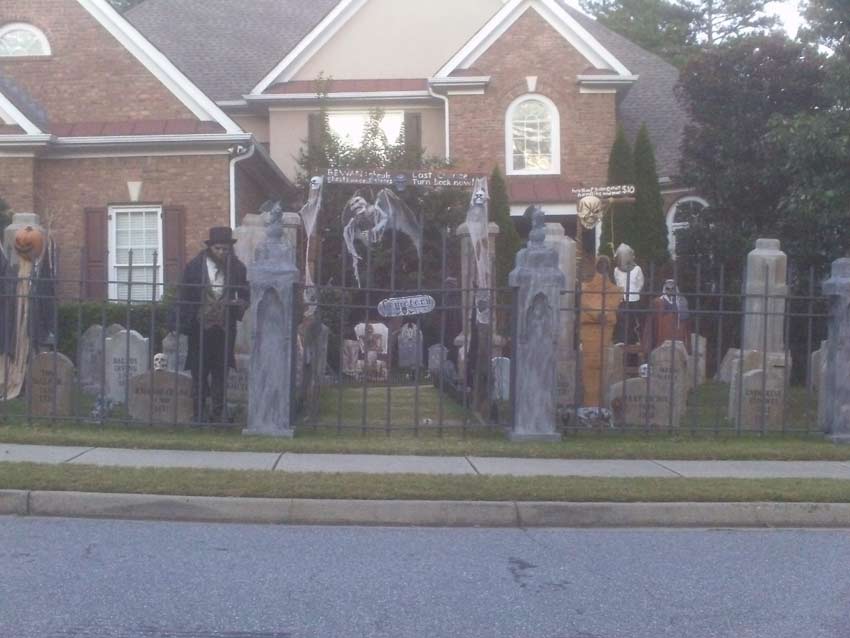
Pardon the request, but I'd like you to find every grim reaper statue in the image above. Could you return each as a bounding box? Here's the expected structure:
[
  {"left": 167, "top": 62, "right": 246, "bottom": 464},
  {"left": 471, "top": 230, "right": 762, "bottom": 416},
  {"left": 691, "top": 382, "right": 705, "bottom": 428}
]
[
  {"left": 342, "top": 189, "right": 422, "bottom": 287},
  {"left": 465, "top": 177, "right": 490, "bottom": 324}
]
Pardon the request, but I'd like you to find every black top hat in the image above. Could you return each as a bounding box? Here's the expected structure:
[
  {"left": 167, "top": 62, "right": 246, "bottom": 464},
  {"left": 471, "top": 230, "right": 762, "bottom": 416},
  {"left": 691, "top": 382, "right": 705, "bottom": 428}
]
[{"left": 205, "top": 226, "right": 237, "bottom": 246}]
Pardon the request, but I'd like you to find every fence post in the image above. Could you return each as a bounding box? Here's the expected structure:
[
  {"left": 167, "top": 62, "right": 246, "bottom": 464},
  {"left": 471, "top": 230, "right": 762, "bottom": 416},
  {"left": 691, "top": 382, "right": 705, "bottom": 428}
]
[
  {"left": 243, "top": 209, "right": 300, "bottom": 438},
  {"left": 508, "top": 207, "right": 564, "bottom": 442},
  {"left": 822, "top": 258, "right": 850, "bottom": 442}
]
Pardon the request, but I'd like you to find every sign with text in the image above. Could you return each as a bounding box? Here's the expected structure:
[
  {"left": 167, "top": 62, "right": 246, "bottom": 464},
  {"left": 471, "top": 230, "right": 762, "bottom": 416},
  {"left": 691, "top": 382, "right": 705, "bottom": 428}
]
[
  {"left": 378, "top": 295, "right": 436, "bottom": 318},
  {"left": 571, "top": 184, "right": 636, "bottom": 199},
  {"left": 326, "top": 168, "right": 478, "bottom": 188}
]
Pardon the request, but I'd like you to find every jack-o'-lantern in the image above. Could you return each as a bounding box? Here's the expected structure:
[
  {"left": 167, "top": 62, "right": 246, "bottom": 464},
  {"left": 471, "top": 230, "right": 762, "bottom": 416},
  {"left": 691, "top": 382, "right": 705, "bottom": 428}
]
[{"left": 14, "top": 226, "right": 45, "bottom": 262}]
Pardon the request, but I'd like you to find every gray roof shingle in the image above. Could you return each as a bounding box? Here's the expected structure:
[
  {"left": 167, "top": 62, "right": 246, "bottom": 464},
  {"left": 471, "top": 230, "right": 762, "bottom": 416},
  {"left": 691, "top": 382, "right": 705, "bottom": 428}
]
[{"left": 127, "top": 0, "right": 686, "bottom": 178}]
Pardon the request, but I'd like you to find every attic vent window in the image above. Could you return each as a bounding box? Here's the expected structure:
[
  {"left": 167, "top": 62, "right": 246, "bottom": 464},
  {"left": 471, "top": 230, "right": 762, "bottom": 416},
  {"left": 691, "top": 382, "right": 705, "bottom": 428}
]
[
  {"left": 506, "top": 95, "right": 560, "bottom": 176},
  {"left": 0, "top": 23, "right": 51, "bottom": 57}
]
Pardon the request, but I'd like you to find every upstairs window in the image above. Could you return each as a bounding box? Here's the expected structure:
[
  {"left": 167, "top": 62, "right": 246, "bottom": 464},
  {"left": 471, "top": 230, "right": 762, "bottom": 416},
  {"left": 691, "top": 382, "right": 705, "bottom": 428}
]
[
  {"left": 506, "top": 95, "right": 560, "bottom": 175},
  {"left": 0, "top": 23, "right": 51, "bottom": 57}
]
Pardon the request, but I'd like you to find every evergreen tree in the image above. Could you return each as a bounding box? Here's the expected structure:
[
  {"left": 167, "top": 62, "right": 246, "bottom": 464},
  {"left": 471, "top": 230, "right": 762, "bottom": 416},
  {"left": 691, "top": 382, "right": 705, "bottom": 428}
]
[
  {"left": 490, "top": 166, "right": 522, "bottom": 288},
  {"left": 599, "top": 126, "right": 634, "bottom": 258},
  {"left": 631, "top": 124, "right": 669, "bottom": 266}
]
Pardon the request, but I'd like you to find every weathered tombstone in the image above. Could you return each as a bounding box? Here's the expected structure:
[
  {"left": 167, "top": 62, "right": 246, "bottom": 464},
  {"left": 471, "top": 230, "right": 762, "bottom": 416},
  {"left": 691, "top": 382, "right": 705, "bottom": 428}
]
[
  {"left": 727, "top": 350, "right": 788, "bottom": 426},
  {"left": 128, "top": 369, "right": 193, "bottom": 424},
  {"left": 78, "top": 325, "right": 104, "bottom": 394},
  {"left": 810, "top": 340, "right": 827, "bottom": 393},
  {"left": 821, "top": 258, "right": 850, "bottom": 442},
  {"left": 727, "top": 350, "right": 789, "bottom": 404},
  {"left": 508, "top": 208, "right": 564, "bottom": 441},
  {"left": 244, "top": 211, "right": 299, "bottom": 437},
  {"left": 688, "top": 334, "right": 708, "bottom": 386},
  {"left": 730, "top": 368, "right": 785, "bottom": 431},
  {"left": 428, "top": 344, "right": 449, "bottom": 376},
  {"left": 161, "top": 331, "right": 188, "bottom": 373},
  {"left": 715, "top": 348, "right": 740, "bottom": 383},
  {"left": 492, "top": 356, "right": 511, "bottom": 401},
  {"left": 544, "top": 223, "right": 578, "bottom": 409},
  {"left": 610, "top": 340, "right": 689, "bottom": 429},
  {"left": 226, "top": 353, "right": 250, "bottom": 405},
  {"left": 104, "top": 330, "right": 149, "bottom": 403},
  {"left": 29, "top": 352, "right": 75, "bottom": 417},
  {"left": 397, "top": 323, "right": 422, "bottom": 369},
  {"left": 742, "top": 239, "right": 788, "bottom": 353},
  {"left": 603, "top": 343, "right": 625, "bottom": 406},
  {"left": 105, "top": 323, "right": 125, "bottom": 338}
]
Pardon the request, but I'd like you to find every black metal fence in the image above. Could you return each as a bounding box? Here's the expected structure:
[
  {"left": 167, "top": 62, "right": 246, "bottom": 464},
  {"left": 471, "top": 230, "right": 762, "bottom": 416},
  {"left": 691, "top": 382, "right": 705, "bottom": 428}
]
[{"left": 0, "top": 244, "right": 832, "bottom": 437}]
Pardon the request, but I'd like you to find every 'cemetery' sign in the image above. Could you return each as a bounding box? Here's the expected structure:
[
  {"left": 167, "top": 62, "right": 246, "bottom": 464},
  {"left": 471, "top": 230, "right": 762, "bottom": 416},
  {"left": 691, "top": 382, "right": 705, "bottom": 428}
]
[
  {"left": 326, "top": 168, "right": 478, "bottom": 188},
  {"left": 378, "top": 295, "right": 436, "bottom": 318}
]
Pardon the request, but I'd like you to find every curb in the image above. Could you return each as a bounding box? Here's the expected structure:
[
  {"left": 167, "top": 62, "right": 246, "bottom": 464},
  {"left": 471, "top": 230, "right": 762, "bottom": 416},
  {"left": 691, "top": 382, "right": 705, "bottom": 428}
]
[{"left": 4, "top": 490, "right": 850, "bottom": 527}]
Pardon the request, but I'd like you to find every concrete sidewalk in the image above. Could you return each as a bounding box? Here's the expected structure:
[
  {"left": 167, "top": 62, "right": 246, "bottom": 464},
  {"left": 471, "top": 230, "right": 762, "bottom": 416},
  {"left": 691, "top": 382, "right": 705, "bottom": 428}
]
[{"left": 4, "top": 443, "right": 850, "bottom": 479}]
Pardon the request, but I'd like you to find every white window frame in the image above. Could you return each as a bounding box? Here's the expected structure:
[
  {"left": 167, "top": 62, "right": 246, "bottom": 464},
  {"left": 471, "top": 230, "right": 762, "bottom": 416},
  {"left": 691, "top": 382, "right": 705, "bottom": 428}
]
[
  {"left": 108, "top": 205, "right": 164, "bottom": 302},
  {"left": 326, "top": 109, "right": 405, "bottom": 146},
  {"left": 667, "top": 196, "right": 709, "bottom": 258},
  {"left": 0, "top": 23, "right": 52, "bottom": 57},
  {"left": 505, "top": 94, "right": 560, "bottom": 176}
]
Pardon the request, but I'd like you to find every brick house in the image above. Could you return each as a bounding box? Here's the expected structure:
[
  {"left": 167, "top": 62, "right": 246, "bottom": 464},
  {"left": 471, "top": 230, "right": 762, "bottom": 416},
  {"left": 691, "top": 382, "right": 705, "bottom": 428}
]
[
  {"left": 127, "top": 0, "right": 704, "bottom": 257},
  {"left": 0, "top": 0, "right": 703, "bottom": 297},
  {"left": 0, "top": 0, "right": 294, "bottom": 299}
]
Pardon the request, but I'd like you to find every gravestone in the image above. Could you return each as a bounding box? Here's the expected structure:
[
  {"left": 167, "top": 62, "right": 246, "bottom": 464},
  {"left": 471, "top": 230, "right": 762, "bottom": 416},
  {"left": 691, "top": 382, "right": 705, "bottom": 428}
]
[
  {"left": 742, "top": 239, "right": 788, "bottom": 353},
  {"left": 342, "top": 340, "right": 361, "bottom": 377},
  {"left": 688, "top": 334, "right": 707, "bottom": 386},
  {"left": 727, "top": 351, "right": 789, "bottom": 397},
  {"left": 106, "top": 323, "right": 125, "bottom": 338},
  {"left": 78, "top": 325, "right": 104, "bottom": 394},
  {"left": 810, "top": 340, "right": 827, "bottom": 393},
  {"left": 226, "top": 353, "right": 250, "bottom": 405},
  {"left": 508, "top": 207, "right": 564, "bottom": 441},
  {"left": 544, "top": 223, "right": 578, "bottom": 409},
  {"left": 492, "top": 356, "right": 511, "bottom": 401},
  {"left": 821, "top": 258, "right": 850, "bottom": 441},
  {"left": 428, "top": 344, "right": 448, "bottom": 376},
  {"left": 609, "top": 340, "right": 689, "bottom": 429},
  {"left": 397, "top": 323, "right": 422, "bottom": 369},
  {"left": 128, "top": 369, "right": 193, "bottom": 424},
  {"left": 29, "top": 352, "right": 75, "bottom": 417},
  {"left": 731, "top": 368, "right": 785, "bottom": 431},
  {"left": 104, "top": 330, "right": 149, "bottom": 403},
  {"left": 603, "top": 343, "right": 625, "bottom": 406},
  {"left": 715, "top": 348, "right": 740, "bottom": 384},
  {"left": 162, "top": 332, "right": 188, "bottom": 373},
  {"left": 244, "top": 211, "right": 299, "bottom": 437},
  {"left": 727, "top": 350, "right": 788, "bottom": 426}
]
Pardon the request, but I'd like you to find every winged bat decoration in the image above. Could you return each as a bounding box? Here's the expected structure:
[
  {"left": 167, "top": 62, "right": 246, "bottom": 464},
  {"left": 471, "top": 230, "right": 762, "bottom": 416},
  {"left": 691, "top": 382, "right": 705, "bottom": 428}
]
[{"left": 342, "top": 188, "right": 422, "bottom": 288}]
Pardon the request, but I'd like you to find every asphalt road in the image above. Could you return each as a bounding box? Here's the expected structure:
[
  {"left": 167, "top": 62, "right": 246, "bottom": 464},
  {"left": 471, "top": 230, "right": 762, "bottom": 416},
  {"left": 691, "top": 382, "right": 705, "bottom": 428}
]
[{"left": 2, "top": 516, "right": 850, "bottom": 638}]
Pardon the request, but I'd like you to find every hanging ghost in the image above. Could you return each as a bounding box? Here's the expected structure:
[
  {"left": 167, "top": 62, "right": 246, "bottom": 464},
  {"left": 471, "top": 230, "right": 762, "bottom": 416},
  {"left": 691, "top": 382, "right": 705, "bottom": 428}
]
[
  {"left": 465, "top": 177, "right": 490, "bottom": 324},
  {"left": 299, "top": 176, "right": 324, "bottom": 316},
  {"left": 342, "top": 189, "right": 422, "bottom": 288}
]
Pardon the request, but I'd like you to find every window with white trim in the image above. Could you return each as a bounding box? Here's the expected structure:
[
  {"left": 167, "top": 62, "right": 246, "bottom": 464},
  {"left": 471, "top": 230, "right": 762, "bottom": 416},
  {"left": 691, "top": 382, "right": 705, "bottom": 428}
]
[
  {"left": 0, "top": 23, "right": 51, "bottom": 57},
  {"left": 506, "top": 95, "right": 560, "bottom": 175},
  {"left": 108, "top": 206, "right": 164, "bottom": 302},
  {"left": 667, "top": 196, "right": 709, "bottom": 257},
  {"left": 327, "top": 110, "right": 404, "bottom": 146}
]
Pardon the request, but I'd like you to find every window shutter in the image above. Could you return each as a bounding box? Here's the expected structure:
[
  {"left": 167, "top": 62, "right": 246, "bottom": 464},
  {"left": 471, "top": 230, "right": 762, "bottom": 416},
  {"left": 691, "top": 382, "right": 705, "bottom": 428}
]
[
  {"left": 404, "top": 112, "right": 422, "bottom": 152},
  {"left": 83, "top": 207, "right": 107, "bottom": 300},
  {"left": 162, "top": 206, "right": 186, "bottom": 287},
  {"left": 308, "top": 113, "right": 322, "bottom": 150}
]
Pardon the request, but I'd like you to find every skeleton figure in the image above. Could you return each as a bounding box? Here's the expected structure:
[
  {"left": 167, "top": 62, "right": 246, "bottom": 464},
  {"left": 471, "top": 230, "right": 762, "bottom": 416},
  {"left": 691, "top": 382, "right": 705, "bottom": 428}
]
[
  {"left": 153, "top": 353, "right": 168, "bottom": 371},
  {"left": 342, "top": 189, "right": 422, "bottom": 287},
  {"left": 300, "top": 176, "right": 324, "bottom": 316},
  {"left": 465, "top": 178, "right": 491, "bottom": 325}
]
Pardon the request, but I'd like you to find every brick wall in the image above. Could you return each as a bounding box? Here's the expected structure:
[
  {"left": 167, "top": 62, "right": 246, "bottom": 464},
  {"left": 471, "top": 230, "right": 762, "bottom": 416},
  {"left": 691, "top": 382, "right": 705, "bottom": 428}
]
[
  {"left": 448, "top": 9, "right": 616, "bottom": 187},
  {"left": 0, "top": 0, "right": 193, "bottom": 125},
  {"left": 0, "top": 157, "right": 35, "bottom": 213},
  {"left": 34, "top": 154, "right": 230, "bottom": 288}
]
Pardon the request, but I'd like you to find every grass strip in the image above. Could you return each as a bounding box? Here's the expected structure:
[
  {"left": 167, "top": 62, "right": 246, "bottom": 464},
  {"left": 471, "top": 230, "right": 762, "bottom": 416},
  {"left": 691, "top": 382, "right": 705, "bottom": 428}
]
[
  {"left": 2, "top": 463, "right": 850, "bottom": 502},
  {"left": 0, "top": 422, "right": 847, "bottom": 460}
]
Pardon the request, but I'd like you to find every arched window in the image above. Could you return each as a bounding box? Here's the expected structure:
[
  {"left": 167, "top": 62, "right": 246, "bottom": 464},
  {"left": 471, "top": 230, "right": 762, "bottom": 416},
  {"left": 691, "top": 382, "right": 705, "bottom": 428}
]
[
  {"left": 667, "top": 196, "right": 709, "bottom": 257},
  {"left": 506, "top": 95, "right": 560, "bottom": 175},
  {"left": 0, "top": 23, "right": 51, "bottom": 57}
]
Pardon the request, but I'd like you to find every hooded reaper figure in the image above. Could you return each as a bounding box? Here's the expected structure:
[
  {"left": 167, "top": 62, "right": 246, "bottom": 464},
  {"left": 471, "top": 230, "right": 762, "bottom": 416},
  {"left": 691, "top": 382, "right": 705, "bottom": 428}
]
[
  {"left": 465, "top": 177, "right": 491, "bottom": 325},
  {"left": 342, "top": 189, "right": 422, "bottom": 288}
]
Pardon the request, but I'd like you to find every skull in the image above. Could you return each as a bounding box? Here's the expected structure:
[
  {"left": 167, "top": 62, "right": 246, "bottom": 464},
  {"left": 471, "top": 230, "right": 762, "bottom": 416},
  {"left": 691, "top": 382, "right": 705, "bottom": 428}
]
[
  {"left": 310, "top": 176, "right": 323, "bottom": 191},
  {"left": 472, "top": 188, "right": 488, "bottom": 206},
  {"left": 350, "top": 196, "right": 370, "bottom": 217},
  {"left": 153, "top": 353, "right": 168, "bottom": 371}
]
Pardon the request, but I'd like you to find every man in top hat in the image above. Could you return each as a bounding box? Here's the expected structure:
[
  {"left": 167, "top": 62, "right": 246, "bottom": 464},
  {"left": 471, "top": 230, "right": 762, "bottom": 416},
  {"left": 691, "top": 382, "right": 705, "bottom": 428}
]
[{"left": 172, "top": 227, "right": 249, "bottom": 422}]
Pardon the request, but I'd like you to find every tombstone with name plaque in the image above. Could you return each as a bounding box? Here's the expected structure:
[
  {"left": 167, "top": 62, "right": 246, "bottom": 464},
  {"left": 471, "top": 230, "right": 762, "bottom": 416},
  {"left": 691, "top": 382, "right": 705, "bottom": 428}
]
[
  {"left": 428, "top": 344, "right": 448, "bottom": 376},
  {"left": 128, "top": 369, "right": 193, "bottom": 424}
]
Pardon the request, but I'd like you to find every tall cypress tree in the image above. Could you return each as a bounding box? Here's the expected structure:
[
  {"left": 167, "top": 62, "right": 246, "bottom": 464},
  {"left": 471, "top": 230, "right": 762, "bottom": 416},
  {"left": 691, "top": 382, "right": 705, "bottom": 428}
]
[
  {"left": 632, "top": 124, "right": 669, "bottom": 266},
  {"left": 490, "top": 166, "right": 522, "bottom": 288},
  {"left": 599, "top": 125, "right": 634, "bottom": 258}
]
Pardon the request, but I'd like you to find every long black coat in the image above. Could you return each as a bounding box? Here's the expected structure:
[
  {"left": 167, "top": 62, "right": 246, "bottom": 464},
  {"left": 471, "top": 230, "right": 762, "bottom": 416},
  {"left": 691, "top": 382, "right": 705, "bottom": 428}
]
[{"left": 171, "top": 251, "right": 249, "bottom": 371}]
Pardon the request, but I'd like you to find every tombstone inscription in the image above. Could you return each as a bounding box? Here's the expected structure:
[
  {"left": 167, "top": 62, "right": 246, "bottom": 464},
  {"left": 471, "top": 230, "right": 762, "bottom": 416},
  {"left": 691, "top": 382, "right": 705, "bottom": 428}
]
[
  {"left": 128, "top": 369, "right": 193, "bottom": 424},
  {"left": 29, "top": 352, "right": 75, "bottom": 417},
  {"left": 104, "top": 330, "right": 149, "bottom": 403}
]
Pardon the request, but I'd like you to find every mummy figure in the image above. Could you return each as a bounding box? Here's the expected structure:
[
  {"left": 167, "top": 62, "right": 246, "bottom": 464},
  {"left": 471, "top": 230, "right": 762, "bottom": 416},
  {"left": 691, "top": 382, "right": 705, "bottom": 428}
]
[{"left": 342, "top": 189, "right": 422, "bottom": 287}]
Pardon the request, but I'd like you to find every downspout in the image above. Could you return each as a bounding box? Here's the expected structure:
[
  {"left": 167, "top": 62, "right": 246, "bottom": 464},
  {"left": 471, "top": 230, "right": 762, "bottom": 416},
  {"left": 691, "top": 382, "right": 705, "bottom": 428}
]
[
  {"left": 428, "top": 83, "right": 450, "bottom": 163},
  {"left": 229, "top": 141, "right": 256, "bottom": 229}
]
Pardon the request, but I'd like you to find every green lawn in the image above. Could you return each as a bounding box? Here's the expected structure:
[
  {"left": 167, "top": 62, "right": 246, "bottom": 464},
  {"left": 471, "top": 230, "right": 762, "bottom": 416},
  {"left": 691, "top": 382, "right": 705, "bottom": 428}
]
[{"left": 2, "top": 462, "right": 850, "bottom": 502}]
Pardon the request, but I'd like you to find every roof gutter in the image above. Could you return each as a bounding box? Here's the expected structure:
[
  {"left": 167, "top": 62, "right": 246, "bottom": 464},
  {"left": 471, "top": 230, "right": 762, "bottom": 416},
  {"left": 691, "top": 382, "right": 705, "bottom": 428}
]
[
  {"left": 229, "top": 142, "right": 256, "bottom": 230},
  {"left": 50, "top": 133, "right": 252, "bottom": 151},
  {"left": 427, "top": 84, "right": 451, "bottom": 163}
]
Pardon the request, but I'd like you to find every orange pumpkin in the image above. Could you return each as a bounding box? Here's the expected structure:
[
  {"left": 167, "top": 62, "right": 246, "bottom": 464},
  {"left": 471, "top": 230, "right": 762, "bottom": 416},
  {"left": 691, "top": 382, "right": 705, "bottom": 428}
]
[{"left": 14, "top": 226, "right": 45, "bottom": 262}]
